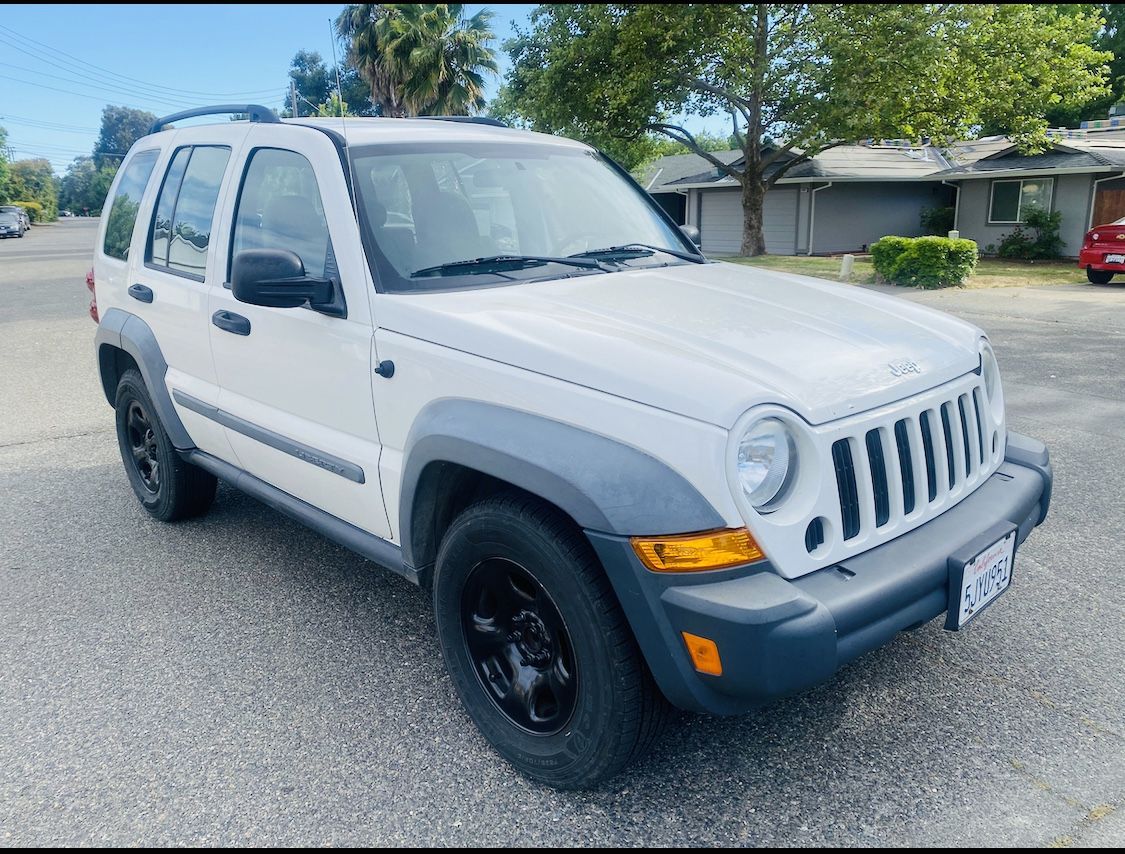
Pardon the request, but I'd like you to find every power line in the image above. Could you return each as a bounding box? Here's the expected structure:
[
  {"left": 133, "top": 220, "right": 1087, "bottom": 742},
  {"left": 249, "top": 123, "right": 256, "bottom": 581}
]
[
  {"left": 0, "top": 72, "right": 198, "bottom": 114},
  {"left": 9, "top": 139, "right": 127, "bottom": 156},
  {"left": 0, "top": 115, "right": 100, "bottom": 134},
  {"left": 0, "top": 23, "right": 287, "bottom": 100},
  {"left": 0, "top": 57, "right": 209, "bottom": 111}
]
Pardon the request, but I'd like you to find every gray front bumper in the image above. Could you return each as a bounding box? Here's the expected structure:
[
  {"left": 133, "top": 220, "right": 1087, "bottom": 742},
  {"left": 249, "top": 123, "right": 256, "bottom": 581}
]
[{"left": 587, "top": 432, "right": 1053, "bottom": 715}]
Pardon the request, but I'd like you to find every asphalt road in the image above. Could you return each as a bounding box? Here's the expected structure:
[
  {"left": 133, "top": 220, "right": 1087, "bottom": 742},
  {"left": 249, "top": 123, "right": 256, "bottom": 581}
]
[{"left": 1, "top": 219, "right": 1123, "bottom": 846}]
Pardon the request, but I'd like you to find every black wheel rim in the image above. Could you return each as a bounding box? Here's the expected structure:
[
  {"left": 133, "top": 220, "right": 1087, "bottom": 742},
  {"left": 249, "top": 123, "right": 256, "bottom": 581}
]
[
  {"left": 461, "top": 557, "right": 578, "bottom": 735},
  {"left": 126, "top": 400, "right": 160, "bottom": 494}
]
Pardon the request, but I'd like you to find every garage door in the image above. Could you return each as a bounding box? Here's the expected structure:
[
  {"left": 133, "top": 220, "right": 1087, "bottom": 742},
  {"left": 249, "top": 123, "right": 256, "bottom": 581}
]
[{"left": 699, "top": 188, "right": 798, "bottom": 256}]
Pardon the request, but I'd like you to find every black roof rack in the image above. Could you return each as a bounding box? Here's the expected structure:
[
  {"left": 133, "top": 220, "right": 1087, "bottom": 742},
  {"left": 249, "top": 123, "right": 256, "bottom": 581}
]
[
  {"left": 149, "top": 104, "right": 280, "bottom": 135},
  {"left": 417, "top": 116, "right": 507, "bottom": 128}
]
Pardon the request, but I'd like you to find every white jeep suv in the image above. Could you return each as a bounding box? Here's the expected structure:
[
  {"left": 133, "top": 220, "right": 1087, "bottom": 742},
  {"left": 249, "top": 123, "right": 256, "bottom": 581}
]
[{"left": 91, "top": 105, "right": 1053, "bottom": 789}]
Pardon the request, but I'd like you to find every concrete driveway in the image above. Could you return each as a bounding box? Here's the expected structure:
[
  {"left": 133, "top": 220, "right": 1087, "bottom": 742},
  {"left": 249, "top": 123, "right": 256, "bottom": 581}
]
[{"left": 1, "top": 220, "right": 1122, "bottom": 845}]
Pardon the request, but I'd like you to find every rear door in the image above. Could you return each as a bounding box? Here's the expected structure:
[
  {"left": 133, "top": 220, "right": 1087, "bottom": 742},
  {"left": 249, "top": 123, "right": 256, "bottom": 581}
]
[
  {"left": 133, "top": 127, "right": 250, "bottom": 465},
  {"left": 207, "top": 125, "right": 390, "bottom": 539}
]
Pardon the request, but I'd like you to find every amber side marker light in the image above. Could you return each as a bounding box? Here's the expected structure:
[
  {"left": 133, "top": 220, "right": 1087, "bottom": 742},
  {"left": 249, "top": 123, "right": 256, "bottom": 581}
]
[
  {"left": 630, "top": 528, "right": 765, "bottom": 572},
  {"left": 682, "top": 632, "right": 723, "bottom": 676}
]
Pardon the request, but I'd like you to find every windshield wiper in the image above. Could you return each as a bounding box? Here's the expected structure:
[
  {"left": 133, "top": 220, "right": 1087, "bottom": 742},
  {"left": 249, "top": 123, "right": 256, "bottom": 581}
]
[
  {"left": 570, "top": 243, "right": 706, "bottom": 264},
  {"left": 411, "top": 254, "right": 608, "bottom": 278}
]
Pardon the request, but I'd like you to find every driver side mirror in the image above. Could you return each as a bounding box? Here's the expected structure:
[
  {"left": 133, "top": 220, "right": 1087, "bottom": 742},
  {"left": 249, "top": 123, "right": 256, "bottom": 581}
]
[
  {"left": 231, "top": 249, "right": 344, "bottom": 317},
  {"left": 680, "top": 224, "right": 701, "bottom": 247}
]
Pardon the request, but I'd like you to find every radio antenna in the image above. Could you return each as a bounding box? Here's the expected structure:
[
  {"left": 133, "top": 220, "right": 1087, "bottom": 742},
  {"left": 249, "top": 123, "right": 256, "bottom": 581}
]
[{"left": 329, "top": 18, "right": 360, "bottom": 220}]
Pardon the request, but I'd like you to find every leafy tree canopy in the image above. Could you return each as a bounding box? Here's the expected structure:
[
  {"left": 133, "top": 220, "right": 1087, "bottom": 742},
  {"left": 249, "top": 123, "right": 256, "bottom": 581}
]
[
  {"left": 1036, "top": 4, "right": 1125, "bottom": 127},
  {"left": 503, "top": 3, "right": 1110, "bottom": 254},
  {"left": 8, "top": 158, "right": 59, "bottom": 219},
  {"left": 0, "top": 126, "right": 10, "bottom": 205},
  {"left": 336, "top": 4, "right": 499, "bottom": 116},
  {"left": 94, "top": 105, "right": 157, "bottom": 169},
  {"left": 284, "top": 50, "right": 375, "bottom": 117},
  {"left": 59, "top": 155, "right": 116, "bottom": 214}
]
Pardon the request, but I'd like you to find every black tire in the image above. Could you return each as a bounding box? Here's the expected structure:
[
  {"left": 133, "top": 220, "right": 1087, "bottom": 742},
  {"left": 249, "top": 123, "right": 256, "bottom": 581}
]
[
  {"left": 114, "top": 368, "right": 216, "bottom": 522},
  {"left": 1087, "top": 267, "right": 1114, "bottom": 284},
  {"left": 433, "top": 491, "right": 670, "bottom": 789}
]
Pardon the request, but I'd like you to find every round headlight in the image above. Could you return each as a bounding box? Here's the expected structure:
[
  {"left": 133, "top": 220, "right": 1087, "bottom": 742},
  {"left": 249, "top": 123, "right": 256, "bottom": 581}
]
[
  {"left": 980, "top": 342, "right": 1004, "bottom": 421},
  {"left": 736, "top": 417, "right": 797, "bottom": 510}
]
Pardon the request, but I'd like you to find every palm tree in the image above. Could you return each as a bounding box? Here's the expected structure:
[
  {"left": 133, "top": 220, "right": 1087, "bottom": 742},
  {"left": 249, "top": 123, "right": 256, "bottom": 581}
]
[
  {"left": 335, "top": 4, "right": 498, "bottom": 117},
  {"left": 335, "top": 4, "right": 406, "bottom": 117}
]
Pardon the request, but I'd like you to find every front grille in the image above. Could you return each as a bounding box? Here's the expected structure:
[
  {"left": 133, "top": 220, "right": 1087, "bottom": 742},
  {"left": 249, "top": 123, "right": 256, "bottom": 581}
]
[
  {"left": 831, "top": 439, "right": 861, "bottom": 540},
  {"left": 829, "top": 381, "right": 991, "bottom": 544}
]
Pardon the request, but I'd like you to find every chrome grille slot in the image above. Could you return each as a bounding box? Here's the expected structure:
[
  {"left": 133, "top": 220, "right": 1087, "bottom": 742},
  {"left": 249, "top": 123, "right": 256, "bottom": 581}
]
[
  {"left": 940, "top": 402, "right": 956, "bottom": 490},
  {"left": 958, "top": 394, "right": 974, "bottom": 476},
  {"left": 823, "top": 377, "right": 997, "bottom": 557},
  {"left": 919, "top": 410, "right": 938, "bottom": 501},
  {"left": 831, "top": 438, "right": 861, "bottom": 540},
  {"left": 893, "top": 419, "right": 915, "bottom": 515},
  {"left": 972, "top": 386, "right": 987, "bottom": 466},
  {"left": 865, "top": 429, "right": 890, "bottom": 527}
]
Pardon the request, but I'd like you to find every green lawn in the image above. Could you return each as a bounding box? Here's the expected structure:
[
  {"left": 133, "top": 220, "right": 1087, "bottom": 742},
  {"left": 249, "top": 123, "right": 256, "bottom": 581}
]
[{"left": 723, "top": 254, "right": 1088, "bottom": 288}]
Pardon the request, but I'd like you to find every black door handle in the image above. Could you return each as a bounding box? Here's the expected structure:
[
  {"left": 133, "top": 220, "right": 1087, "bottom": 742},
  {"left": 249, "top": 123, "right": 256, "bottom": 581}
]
[
  {"left": 128, "top": 283, "right": 153, "bottom": 303},
  {"left": 212, "top": 310, "right": 251, "bottom": 336}
]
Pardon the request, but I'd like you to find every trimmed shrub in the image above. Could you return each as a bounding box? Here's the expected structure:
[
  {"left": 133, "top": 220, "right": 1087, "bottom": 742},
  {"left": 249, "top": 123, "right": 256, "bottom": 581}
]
[
  {"left": 870, "top": 235, "right": 978, "bottom": 289},
  {"left": 870, "top": 236, "right": 911, "bottom": 276},
  {"left": 997, "top": 207, "right": 1063, "bottom": 260},
  {"left": 920, "top": 205, "right": 956, "bottom": 236},
  {"left": 9, "top": 200, "right": 44, "bottom": 223}
]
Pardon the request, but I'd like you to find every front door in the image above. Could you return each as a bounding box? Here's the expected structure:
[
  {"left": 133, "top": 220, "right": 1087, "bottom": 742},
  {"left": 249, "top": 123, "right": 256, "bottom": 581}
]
[
  {"left": 207, "top": 125, "right": 391, "bottom": 539},
  {"left": 1093, "top": 184, "right": 1125, "bottom": 226}
]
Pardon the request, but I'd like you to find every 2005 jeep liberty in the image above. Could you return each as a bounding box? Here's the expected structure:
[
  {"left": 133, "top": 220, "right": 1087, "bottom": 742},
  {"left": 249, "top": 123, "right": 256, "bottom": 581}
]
[{"left": 90, "top": 105, "right": 1052, "bottom": 789}]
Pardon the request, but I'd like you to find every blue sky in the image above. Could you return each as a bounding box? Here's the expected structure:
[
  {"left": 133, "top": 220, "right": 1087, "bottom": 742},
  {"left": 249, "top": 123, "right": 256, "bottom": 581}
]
[
  {"left": 1, "top": 4, "right": 724, "bottom": 175},
  {"left": 0, "top": 4, "right": 533, "bottom": 173}
]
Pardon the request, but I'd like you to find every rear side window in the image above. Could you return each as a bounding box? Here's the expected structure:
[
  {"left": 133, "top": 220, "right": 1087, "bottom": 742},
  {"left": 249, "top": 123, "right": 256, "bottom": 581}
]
[
  {"left": 230, "top": 148, "right": 335, "bottom": 280},
  {"left": 149, "top": 148, "right": 191, "bottom": 267},
  {"left": 147, "top": 145, "right": 231, "bottom": 279},
  {"left": 102, "top": 150, "right": 158, "bottom": 260}
]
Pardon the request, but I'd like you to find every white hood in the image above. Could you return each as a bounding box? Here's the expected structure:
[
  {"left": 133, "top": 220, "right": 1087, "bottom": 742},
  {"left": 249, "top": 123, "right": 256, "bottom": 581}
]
[{"left": 377, "top": 261, "right": 983, "bottom": 428}]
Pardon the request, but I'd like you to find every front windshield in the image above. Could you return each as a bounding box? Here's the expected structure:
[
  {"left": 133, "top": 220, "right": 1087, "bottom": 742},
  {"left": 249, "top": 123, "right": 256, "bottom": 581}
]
[
  {"left": 349, "top": 142, "right": 696, "bottom": 292},
  {"left": 0, "top": 213, "right": 18, "bottom": 224}
]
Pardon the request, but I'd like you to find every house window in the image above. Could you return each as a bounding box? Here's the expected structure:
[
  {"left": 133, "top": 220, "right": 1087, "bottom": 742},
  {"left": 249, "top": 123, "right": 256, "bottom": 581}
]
[{"left": 988, "top": 178, "right": 1053, "bottom": 224}]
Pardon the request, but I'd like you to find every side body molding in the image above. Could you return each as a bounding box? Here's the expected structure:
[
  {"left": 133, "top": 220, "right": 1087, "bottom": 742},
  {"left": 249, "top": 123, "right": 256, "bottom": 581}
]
[
  {"left": 399, "top": 399, "right": 726, "bottom": 574},
  {"left": 94, "top": 307, "right": 194, "bottom": 450}
]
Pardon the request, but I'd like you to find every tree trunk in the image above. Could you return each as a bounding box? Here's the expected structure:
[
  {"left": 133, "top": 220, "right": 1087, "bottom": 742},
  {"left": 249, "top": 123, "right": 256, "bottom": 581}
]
[{"left": 740, "top": 178, "right": 768, "bottom": 256}]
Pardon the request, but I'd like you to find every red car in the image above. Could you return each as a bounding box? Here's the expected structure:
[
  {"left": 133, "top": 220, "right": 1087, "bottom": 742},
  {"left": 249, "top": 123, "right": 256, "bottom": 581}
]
[{"left": 1078, "top": 219, "right": 1125, "bottom": 283}]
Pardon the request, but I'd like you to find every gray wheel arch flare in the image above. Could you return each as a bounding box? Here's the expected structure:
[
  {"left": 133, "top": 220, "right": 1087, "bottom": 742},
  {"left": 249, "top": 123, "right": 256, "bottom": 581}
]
[
  {"left": 398, "top": 399, "right": 726, "bottom": 575},
  {"left": 94, "top": 307, "right": 194, "bottom": 451}
]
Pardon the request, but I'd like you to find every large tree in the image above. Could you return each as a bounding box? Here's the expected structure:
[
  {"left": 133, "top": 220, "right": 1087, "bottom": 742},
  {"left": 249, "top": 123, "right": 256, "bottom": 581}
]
[
  {"left": 1044, "top": 3, "right": 1125, "bottom": 127},
  {"left": 0, "top": 126, "right": 10, "bottom": 205},
  {"left": 288, "top": 49, "right": 334, "bottom": 113},
  {"left": 59, "top": 156, "right": 116, "bottom": 215},
  {"left": 8, "top": 159, "right": 59, "bottom": 220},
  {"left": 285, "top": 50, "right": 375, "bottom": 117},
  {"left": 335, "top": 4, "right": 498, "bottom": 117},
  {"left": 505, "top": 4, "right": 1111, "bottom": 255},
  {"left": 94, "top": 105, "right": 157, "bottom": 169}
]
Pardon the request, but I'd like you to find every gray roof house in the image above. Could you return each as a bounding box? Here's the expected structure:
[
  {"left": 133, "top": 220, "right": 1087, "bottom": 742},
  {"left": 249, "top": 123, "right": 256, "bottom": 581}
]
[{"left": 641, "top": 127, "right": 1125, "bottom": 258}]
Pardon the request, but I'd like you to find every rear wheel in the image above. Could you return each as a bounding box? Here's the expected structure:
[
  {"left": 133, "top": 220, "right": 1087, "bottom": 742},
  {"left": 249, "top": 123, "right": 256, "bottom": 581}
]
[
  {"left": 114, "top": 369, "right": 216, "bottom": 522},
  {"left": 1087, "top": 267, "right": 1114, "bottom": 284},
  {"left": 433, "top": 492, "right": 670, "bottom": 789}
]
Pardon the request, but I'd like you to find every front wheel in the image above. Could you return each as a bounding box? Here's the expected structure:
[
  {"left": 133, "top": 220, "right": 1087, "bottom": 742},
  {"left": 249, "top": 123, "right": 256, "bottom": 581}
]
[
  {"left": 1087, "top": 267, "right": 1114, "bottom": 284},
  {"left": 433, "top": 492, "right": 669, "bottom": 789}
]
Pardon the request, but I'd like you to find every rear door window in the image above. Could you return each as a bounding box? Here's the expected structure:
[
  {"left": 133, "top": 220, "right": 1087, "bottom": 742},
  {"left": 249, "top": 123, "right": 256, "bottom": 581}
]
[
  {"left": 147, "top": 145, "right": 231, "bottom": 279},
  {"left": 102, "top": 150, "right": 158, "bottom": 260}
]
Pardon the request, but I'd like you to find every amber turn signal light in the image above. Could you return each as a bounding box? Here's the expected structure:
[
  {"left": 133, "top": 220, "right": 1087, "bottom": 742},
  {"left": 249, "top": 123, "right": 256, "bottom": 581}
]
[
  {"left": 682, "top": 632, "right": 722, "bottom": 676},
  {"left": 630, "top": 528, "right": 764, "bottom": 572}
]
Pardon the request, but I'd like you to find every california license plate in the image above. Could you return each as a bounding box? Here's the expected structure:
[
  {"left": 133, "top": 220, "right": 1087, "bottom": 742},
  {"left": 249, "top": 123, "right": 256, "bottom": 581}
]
[
  {"left": 945, "top": 526, "right": 1016, "bottom": 630},
  {"left": 1104, "top": 253, "right": 1125, "bottom": 264}
]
